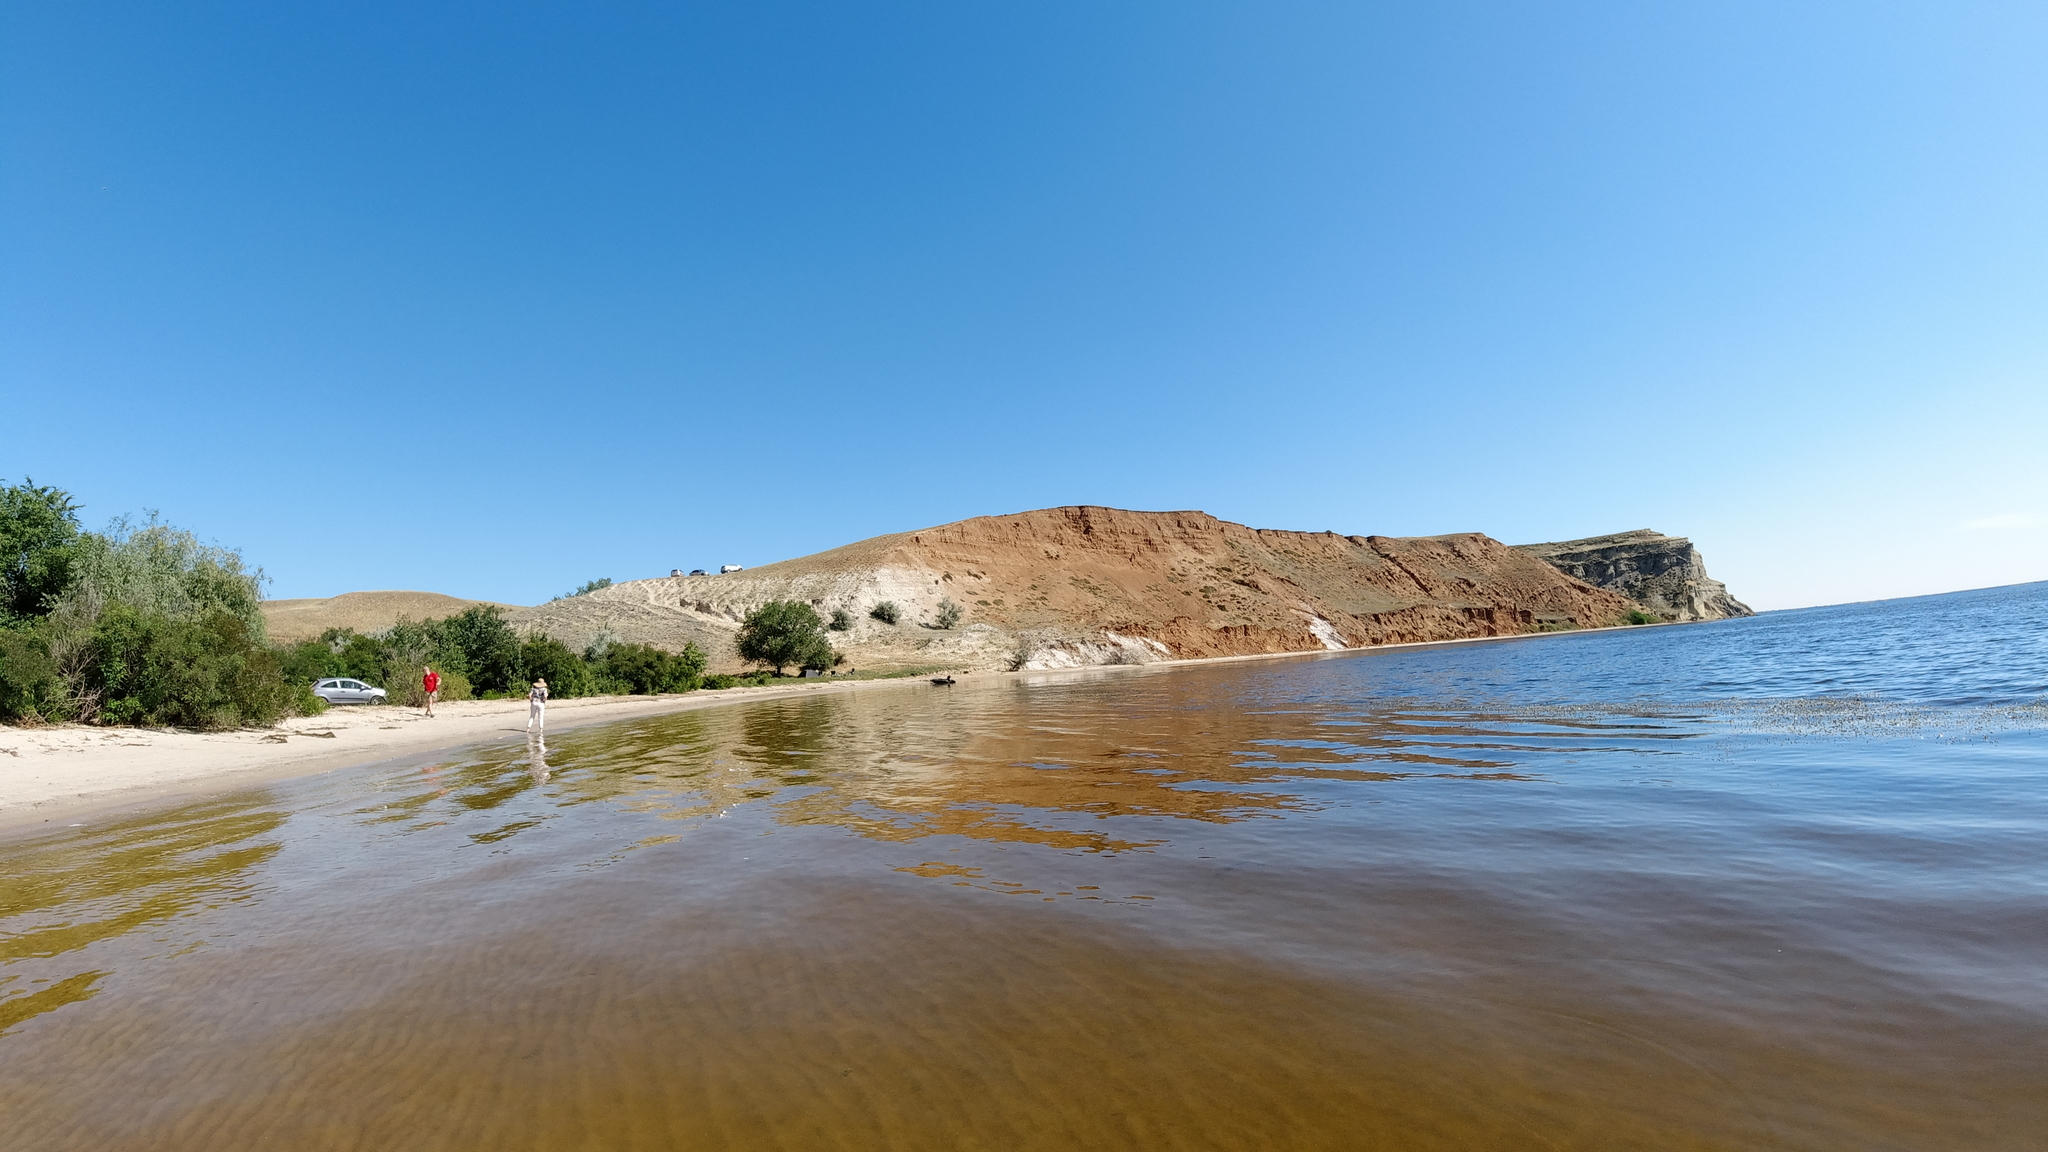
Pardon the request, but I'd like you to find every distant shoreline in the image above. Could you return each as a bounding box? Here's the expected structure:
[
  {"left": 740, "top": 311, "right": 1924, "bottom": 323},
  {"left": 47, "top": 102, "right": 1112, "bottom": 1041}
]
[{"left": 0, "top": 620, "right": 1680, "bottom": 840}]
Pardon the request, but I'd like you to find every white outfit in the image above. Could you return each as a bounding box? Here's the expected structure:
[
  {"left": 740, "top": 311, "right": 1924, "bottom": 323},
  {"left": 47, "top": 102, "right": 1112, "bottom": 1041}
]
[{"left": 527, "top": 683, "right": 549, "bottom": 729}]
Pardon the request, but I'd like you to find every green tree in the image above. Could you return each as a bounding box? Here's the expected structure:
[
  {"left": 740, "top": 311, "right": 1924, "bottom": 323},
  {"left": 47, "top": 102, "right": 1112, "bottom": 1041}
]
[
  {"left": 596, "top": 641, "right": 708, "bottom": 694},
  {"left": 0, "top": 480, "right": 83, "bottom": 622},
  {"left": 0, "top": 626, "right": 64, "bottom": 722},
  {"left": 672, "top": 640, "right": 709, "bottom": 686},
  {"left": 933, "top": 598, "right": 963, "bottom": 629},
  {"left": 519, "top": 632, "right": 596, "bottom": 697},
  {"left": 441, "top": 605, "right": 522, "bottom": 692},
  {"left": 801, "top": 640, "right": 843, "bottom": 672},
  {"left": 736, "top": 600, "right": 840, "bottom": 675},
  {"left": 86, "top": 605, "right": 309, "bottom": 729},
  {"left": 64, "top": 514, "right": 267, "bottom": 638}
]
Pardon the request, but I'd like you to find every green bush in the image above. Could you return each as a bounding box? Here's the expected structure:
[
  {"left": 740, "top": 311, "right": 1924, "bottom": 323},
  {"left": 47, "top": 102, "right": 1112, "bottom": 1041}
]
[
  {"left": 736, "top": 600, "right": 841, "bottom": 674},
  {"left": 68, "top": 514, "right": 268, "bottom": 639},
  {"left": 435, "top": 669, "right": 472, "bottom": 702},
  {"left": 277, "top": 639, "right": 329, "bottom": 686},
  {"left": 87, "top": 606, "right": 307, "bottom": 730},
  {"left": 555, "top": 577, "right": 613, "bottom": 601},
  {"left": 0, "top": 624, "right": 66, "bottom": 723},
  {"left": 593, "top": 641, "right": 707, "bottom": 694},
  {"left": 1624, "top": 609, "right": 1663, "bottom": 626},
  {"left": 384, "top": 667, "right": 473, "bottom": 708},
  {"left": 277, "top": 627, "right": 396, "bottom": 692},
  {"left": 869, "top": 601, "right": 900, "bottom": 625},
  {"left": 828, "top": 608, "right": 853, "bottom": 632},
  {"left": 933, "top": 598, "right": 963, "bottom": 629},
  {"left": 439, "top": 605, "right": 522, "bottom": 693},
  {"left": 518, "top": 632, "right": 596, "bottom": 698}
]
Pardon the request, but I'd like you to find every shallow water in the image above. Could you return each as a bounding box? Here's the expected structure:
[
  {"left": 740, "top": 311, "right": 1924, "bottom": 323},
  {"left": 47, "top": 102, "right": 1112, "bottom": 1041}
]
[{"left": 4, "top": 582, "right": 2046, "bottom": 1150}]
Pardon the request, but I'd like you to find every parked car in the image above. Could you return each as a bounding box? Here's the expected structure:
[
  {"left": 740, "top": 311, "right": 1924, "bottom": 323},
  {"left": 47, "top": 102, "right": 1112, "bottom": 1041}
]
[{"left": 313, "top": 678, "right": 387, "bottom": 705}]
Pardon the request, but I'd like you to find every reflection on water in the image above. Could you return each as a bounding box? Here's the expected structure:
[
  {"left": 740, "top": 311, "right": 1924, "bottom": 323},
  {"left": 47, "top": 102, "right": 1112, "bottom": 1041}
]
[
  {"left": 0, "top": 798, "right": 284, "bottom": 1035},
  {"left": 378, "top": 687, "right": 1588, "bottom": 860},
  {"left": 2, "top": 582, "right": 2046, "bottom": 1150},
  {"left": 526, "top": 732, "right": 549, "bottom": 785}
]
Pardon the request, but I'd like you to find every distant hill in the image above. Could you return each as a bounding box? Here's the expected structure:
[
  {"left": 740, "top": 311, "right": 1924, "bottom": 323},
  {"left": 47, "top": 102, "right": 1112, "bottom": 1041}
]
[
  {"left": 509, "top": 506, "right": 1641, "bottom": 674},
  {"left": 261, "top": 591, "right": 520, "bottom": 643},
  {"left": 1514, "top": 530, "right": 1752, "bottom": 621}
]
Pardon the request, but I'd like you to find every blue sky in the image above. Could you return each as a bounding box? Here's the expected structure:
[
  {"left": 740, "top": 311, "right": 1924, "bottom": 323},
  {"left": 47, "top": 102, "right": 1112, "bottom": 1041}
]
[{"left": 4, "top": 0, "right": 2043, "bottom": 610}]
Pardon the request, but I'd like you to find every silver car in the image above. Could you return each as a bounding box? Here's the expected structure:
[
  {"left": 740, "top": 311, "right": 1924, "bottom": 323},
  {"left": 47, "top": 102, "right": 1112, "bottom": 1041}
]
[{"left": 313, "top": 677, "right": 387, "bottom": 705}]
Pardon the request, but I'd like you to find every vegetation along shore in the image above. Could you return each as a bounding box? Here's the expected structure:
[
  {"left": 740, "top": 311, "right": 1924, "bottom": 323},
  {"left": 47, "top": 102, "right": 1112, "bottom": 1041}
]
[{"left": 0, "top": 479, "right": 773, "bottom": 731}]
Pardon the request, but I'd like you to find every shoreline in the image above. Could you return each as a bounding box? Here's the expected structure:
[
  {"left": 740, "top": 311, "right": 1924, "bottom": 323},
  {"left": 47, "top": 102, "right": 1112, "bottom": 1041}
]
[{"left": 0, "top": 620, "right": 1677, "bottom": 837}]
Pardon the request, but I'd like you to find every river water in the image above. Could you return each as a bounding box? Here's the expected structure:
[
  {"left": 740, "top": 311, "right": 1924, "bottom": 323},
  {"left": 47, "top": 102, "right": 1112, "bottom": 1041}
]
[{"left": 4, "top": 582, "right": 2045, "bottom": 1150}]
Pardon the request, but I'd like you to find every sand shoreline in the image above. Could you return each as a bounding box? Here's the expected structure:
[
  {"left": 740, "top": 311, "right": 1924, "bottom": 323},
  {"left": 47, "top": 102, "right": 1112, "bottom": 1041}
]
[{"left": 0, "top": 622, "right": 1663, "bottom": 838}]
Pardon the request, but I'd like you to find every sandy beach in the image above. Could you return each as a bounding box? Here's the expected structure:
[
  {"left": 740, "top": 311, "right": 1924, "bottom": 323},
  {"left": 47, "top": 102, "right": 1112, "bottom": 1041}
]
[{"left": 0, "top": 677, "right": 923, "bottom": 834}]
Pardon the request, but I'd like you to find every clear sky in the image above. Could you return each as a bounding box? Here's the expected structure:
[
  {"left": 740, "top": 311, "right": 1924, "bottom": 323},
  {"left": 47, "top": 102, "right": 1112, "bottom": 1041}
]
[{"left": 4, "top": 1, "right": 2044, "bottom": 610}]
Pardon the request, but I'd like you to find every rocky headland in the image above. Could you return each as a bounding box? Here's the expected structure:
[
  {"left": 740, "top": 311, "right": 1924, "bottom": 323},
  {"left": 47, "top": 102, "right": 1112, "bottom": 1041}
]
[
  {"left": 1513, "top": 530, "right": 1752, "bottom": 622},
  {"left": 511, "top": 506, "right": 1644, "bottom": 673}
]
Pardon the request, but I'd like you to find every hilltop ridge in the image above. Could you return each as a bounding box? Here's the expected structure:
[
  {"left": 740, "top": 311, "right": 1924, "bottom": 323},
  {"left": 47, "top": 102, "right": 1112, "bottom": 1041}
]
[
  {"left": 1515, "top": 530, "right": 1752, "bottom": 621},
  {"left": 262, "top": 591, "right": 518, "bottom": 643},
  {"left": 510, "top": 506, "right": 1641, "bottom": 673}
]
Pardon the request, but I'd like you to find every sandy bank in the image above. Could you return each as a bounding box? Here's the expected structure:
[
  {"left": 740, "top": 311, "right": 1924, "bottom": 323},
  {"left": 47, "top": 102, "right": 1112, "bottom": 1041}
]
[
  {"left": 0, "top": 678, "right": 927, "bottom": 834},
  {"left": 0, "top": 623, "right": 1668, "bottom": 836}
]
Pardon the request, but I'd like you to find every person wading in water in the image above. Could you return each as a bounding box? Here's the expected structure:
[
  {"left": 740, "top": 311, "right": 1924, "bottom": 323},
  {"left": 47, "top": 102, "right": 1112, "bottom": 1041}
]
[
  {"left": 527, "top": 677, "right": 549, "bottom": 732},
  {"left": 421, "top": 666, "right": 441, "bottom": 717}
]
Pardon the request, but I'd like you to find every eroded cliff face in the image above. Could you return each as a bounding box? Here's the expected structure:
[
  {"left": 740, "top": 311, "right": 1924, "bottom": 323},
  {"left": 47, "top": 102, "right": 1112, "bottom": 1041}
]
[
  {"left": 1513, "top": 530, "right": 1752, "bottom": 622},
  {"left": 513, "top": 506, "right": 1641, "bottom": 673}
]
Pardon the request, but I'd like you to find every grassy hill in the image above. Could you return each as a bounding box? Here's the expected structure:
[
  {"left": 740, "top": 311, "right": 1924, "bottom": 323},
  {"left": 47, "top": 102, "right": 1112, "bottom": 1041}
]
[{"left": 261, "top": 591, "right": 521, "bottom": 644}]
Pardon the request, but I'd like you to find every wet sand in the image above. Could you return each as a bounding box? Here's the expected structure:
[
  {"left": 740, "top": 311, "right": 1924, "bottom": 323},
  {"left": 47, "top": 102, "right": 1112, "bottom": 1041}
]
[{"left": 24, "top": 856, "right": 2025, "bottom": 1151}]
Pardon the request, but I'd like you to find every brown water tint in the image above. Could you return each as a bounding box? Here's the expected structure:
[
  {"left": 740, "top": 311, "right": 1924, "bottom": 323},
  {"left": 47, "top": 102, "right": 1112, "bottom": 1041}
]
[{"left": 4, "top": 636, "right": 2046, "bottom": 1150}]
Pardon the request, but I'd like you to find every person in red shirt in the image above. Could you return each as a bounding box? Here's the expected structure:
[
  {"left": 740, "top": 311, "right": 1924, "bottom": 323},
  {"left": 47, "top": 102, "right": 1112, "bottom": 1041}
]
[{"left": 421, "top": 665, "right": 441, "bottom": 717}]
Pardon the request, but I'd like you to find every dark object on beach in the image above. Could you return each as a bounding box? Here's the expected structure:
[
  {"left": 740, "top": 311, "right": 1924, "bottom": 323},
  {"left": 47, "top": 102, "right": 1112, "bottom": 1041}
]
[{"left": 930, "top": 676, "right": 955, "bottom": 686}]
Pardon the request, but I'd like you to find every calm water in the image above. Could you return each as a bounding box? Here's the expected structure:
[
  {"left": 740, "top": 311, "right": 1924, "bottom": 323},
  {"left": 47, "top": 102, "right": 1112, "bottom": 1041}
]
[{"left": 4, "top": 582, "right": 2046, "bottom": 1150}]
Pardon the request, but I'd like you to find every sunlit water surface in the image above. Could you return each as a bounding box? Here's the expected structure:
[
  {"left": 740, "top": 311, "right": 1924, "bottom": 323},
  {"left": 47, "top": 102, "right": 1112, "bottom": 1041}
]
[{"left": 4, "top": 582, "right": 2046, "bottom": 1150}]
